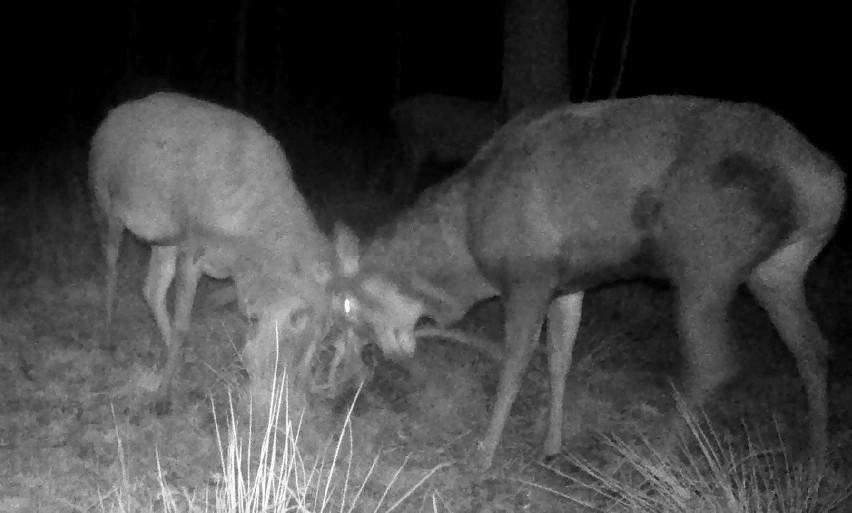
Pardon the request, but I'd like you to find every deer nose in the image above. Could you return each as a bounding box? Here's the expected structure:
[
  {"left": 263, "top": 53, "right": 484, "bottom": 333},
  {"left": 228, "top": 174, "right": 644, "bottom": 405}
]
[{"left": 373, "top": 326, "right": 414, "bottom": 357}]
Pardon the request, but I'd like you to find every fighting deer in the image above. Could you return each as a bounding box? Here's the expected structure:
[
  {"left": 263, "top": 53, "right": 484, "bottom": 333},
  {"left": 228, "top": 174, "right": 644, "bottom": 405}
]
[
  {"left": 389, "top": 94, "right": 506, "bottom": 202},
  {"left": 363, "top": 95, "right": 844, "bottom": 469},
  {"left": 89, "top": 92, "right": 424, "bottom": 408}
]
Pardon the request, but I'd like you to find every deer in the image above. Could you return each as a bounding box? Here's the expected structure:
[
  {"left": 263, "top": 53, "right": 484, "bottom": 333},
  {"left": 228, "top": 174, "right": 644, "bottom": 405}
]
[
  {"left": 89, "top": 92, "right": 425, "bottom": 410},
  {"left": 361, "top": 95, "right": 845, "bottom": 470},
  {"left": 389, "top": 94, "right": 507, "bottom": 203}
]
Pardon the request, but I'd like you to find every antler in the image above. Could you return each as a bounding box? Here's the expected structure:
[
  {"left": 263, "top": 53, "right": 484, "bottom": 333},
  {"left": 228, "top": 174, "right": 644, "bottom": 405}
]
[{"left": 413, "top": 326, "right": 503, "bottom": 361}]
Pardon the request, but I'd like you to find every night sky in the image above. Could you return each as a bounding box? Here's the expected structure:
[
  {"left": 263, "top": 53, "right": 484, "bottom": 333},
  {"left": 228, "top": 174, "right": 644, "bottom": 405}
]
[{"left": 2, "top": 0, "right": 849, "bottom": 168}]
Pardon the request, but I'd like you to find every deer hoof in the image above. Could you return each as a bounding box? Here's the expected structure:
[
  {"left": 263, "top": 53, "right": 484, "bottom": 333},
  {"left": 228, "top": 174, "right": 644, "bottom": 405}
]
[
  {"left": 475, "top": 442, "right": 495, "bottom": 472},
  {"left": 152, "top": 396, "right": 173, "bottom": 416},
  {"left": 542, "top": 453, "right": 559, "bottom": 466}
]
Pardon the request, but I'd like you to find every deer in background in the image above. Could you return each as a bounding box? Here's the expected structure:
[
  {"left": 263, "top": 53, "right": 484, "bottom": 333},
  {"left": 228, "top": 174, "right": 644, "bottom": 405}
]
[
  {"left": 89, "top": 92, "right": 425, "bottom": 409},
  {"left": 389, "top": 94, "right": 507, "bottom": 203},
  {"left": 362, "top": 95, "right": 844, "bottom": 470}
]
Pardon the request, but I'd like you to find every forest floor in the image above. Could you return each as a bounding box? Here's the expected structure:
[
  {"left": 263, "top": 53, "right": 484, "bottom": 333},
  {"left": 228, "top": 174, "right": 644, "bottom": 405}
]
[{"left": 2, "top": 138, "right": 851, "bottom": 512}]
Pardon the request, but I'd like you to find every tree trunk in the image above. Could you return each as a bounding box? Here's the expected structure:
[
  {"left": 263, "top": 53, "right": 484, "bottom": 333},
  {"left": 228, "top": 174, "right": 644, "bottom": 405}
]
[
  {"left": 272, "top": 1, "right": 287, "bottom": 117},
  {"left": 501, "top": 0, "right": 570, "bottom": 116},
  {"left": 235, "top": 0, "right": 251, "bottom": 108},
  {"left": 125, "top": 0, "right": 139, "bottom": 78}
]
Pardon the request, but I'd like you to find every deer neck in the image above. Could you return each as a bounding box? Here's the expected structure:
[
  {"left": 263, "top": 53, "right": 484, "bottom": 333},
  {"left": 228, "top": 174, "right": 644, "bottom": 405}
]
[{"left": 364, "top": 176, "right": 498, "bottom": 327}]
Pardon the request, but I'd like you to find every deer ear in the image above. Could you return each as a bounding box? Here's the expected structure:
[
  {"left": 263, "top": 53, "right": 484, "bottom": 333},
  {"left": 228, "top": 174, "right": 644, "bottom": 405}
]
[{"left": 333, "top": 221, "right": 361, "bottom": 277}]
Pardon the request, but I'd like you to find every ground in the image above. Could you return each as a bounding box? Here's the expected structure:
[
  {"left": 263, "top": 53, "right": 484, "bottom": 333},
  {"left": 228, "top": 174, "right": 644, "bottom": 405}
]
[{"left": 1, "top": 140, "right": 851, "bottom": 512}]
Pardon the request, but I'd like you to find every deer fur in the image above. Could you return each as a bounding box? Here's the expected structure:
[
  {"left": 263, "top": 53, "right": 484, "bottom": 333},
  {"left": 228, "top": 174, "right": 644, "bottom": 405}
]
[
  {"left": 89, "top": 92, "right": 425, "bottom": 407},
  {"left": 364, "top": 95, "right": 844, "bottom": 469}
]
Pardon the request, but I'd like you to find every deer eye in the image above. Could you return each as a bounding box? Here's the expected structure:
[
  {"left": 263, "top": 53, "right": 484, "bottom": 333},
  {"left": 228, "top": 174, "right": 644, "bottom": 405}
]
[
  {"left": 288, "top": 306, "right": 311, "bottom": 332},
  {"left": 333, "top": 291, "right": 359, "bottom": 321}
]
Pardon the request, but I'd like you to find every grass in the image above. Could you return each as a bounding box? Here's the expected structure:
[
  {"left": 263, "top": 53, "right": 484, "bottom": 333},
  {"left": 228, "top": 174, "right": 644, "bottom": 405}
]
[
  {"left": 144, "top": 338, "right": 447, "bottom": 512},
  {"left": 531, "top": 394, "right": 852, "bottom": 512}
]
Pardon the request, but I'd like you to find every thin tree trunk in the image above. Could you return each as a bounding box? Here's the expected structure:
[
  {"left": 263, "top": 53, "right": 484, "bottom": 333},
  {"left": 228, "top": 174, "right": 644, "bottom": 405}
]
[
  {"left": 235, "top": 0, "right": 251, "bottom": 108},
  {"left": 125, "top": 0, "right": 139, "bottom": 78},
  {"left": 393, "top": 1, "right": 404, "bottom": 101},
  {"left": 610, "top": 0, "right": 638, "bottom": 99},
  {"left": 273, "top": 1, "right": 286, "bottom": 117},
  {"left": 162, "top": 2, "right": 175, "bottom": 86},
  {"left": 583, "top": 22, "right": 603, "bottom": 101}
]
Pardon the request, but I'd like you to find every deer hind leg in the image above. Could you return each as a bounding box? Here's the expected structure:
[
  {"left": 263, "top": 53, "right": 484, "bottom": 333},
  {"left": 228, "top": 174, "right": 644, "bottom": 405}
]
[
  {"left": 92, "top": 213, "right": 125, "bottom": 351},
  {"left": 478, "top": 275, "right": 556, "bottom": 470},
  {"left": 90, "top": 184, "right": 119, "bottom": 325},
  {"left": 143, "top": 246, "right": 178, "bottom": 350},
  {"left": 155, "top": 248, "right": 204, "bottom": 406},
  {"left": 543, "top": 291, "right": 584, "bottom": 460},
  {"left": 655, "top": 152, "right": 799, "bottom": 448},
  {"left": 102, "top": 216, "right": 124, "bottom": 326},
  {"left": 645, "top": 269, "right": 742, "bottom": 459},
  {"left": 747, "top": 236, "right": 831, "bottom": 468},
  {"left": 676, "top": 276, "right": 741, "bottom": 412}
]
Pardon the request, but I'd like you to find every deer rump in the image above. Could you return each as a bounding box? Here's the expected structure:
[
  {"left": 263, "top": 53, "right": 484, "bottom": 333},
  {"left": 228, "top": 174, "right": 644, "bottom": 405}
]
[
  {"left": 371, "top": 95, "right": 844, "bottom": 469},
  {"left": 389, "top": 94, "right": 506, "bottom": 202}
]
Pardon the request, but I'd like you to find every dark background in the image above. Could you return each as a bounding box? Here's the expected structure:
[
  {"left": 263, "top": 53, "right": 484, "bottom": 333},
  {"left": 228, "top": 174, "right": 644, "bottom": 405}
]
[{"left": 1, "top": 0, "right": 849, "bottom": 180}]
